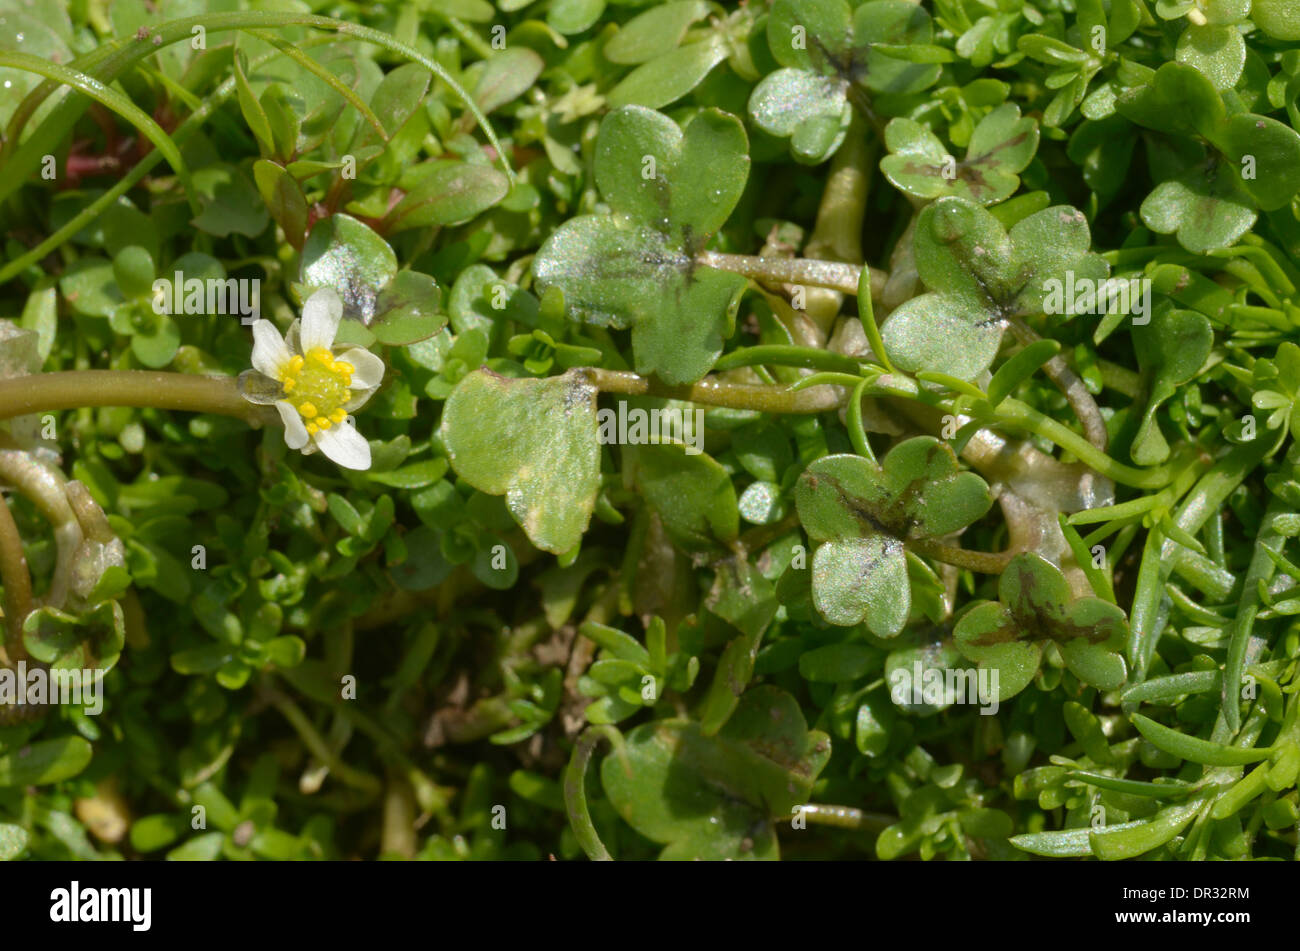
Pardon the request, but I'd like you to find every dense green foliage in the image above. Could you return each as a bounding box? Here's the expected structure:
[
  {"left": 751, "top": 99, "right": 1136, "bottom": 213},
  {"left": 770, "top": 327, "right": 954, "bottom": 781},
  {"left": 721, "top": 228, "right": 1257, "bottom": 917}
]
[{"left": 2, "top": 0, "right": 1300, "bottom": 861}]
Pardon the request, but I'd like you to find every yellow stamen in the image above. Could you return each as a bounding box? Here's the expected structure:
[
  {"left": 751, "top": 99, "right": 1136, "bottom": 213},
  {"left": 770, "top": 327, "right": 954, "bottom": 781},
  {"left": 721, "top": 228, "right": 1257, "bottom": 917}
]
[
  {"left": 306, "top": 422, "right": 319, "bottom": 435},
  {"left": 280, "top": 345, "right": 354, "bottom": 431}
]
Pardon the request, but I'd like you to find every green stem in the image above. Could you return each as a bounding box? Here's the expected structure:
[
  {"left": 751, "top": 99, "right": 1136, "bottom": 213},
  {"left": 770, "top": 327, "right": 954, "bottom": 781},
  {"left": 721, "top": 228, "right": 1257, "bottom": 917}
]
[
  {"left": 564, "top": 725, "right": 627, "bottom": 862},
  {"left": 1006, "top": 316, "right": 1108, "bottom": 451},
  {"left": 995, "top": 396, "right": 1179, "bottom": 489},
  {"left": 264, "top": 686, "right": 383, "bottom": 796},
  {"left": 909, "top": 537, "right": 1014, "bottom": 575},
  {"left": 583, "top": 368, "right": 842, "bottom": 415},
  {"left": 0, "top": 371, "right": 272, "bottom": 425},
  {"left": 0, "top": 495, "right": 32, "bottom": 666},
  {"left": 805, "top": 117, "right": 873, "bottom": 266},
  {"left": 697, "top": 251, "right": 887, "bottom": 302},
  {"left": 711, "top": 345, "right": 866, "bottom": 376}
]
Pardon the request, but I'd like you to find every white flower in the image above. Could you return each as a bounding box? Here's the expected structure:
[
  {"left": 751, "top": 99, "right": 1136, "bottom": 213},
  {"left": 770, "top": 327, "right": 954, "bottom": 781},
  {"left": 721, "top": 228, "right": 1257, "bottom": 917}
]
[{"left": 238, "top": 288, "right": 385, "bottom": 470}]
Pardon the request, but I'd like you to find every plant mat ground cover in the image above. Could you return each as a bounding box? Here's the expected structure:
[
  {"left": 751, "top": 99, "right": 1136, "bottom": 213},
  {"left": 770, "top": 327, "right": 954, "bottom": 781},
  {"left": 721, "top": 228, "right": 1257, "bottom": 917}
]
[{"left": 0, "top": 0, "right": 1299, "bottom": 866}]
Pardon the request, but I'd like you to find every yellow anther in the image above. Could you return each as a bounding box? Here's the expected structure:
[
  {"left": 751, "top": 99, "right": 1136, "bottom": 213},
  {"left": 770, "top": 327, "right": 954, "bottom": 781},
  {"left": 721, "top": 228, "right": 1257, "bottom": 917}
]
[
  {"left": 336, "top": 362, "right": 354, "bottom": 375},
  {"left": 317, "top": 417, "right": 332, "bottom": 430},
  {"left": 281, "top": 378, "right": 295, "bottom": 392},
  {"left": 299, "top": 402, "right": 318, "bottom": 419},
  {"left": 330, "top": 409, "right": 347, "bottom": 424},
  {"left": 306, "top": 422, "right": 319, "bottom": 435},
  {"left": 288, "top": 355, "right": 304, "bottom": 373}
]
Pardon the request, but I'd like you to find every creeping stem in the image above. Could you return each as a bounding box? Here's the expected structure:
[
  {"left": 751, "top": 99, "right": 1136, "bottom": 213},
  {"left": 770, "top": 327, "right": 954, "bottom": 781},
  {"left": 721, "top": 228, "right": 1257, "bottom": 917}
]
[
  {"left": 697, "top": 251, "right": 887, "bottom": 302},
  {"left": 0, "top": 371, "right": 273, "bottom": 425},
  {"left": 1006, "top": 316, "right": 1109, "bottom": 451},
  {"left": 583, "top": 368, "right": 842, "bottom": 415},
  {"left": 0, "top": 493, "right": 33, "bottom": 665}
]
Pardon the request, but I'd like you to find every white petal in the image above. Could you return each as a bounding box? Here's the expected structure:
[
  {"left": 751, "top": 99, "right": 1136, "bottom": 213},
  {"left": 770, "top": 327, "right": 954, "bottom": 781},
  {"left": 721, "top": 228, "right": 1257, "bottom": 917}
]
[
  {"left": 285, "top": 319, "right": 301, "bottom": 354},
  {"left": 251, "top": 321, "right": 292, "bottom": 379},
  {"left": 342, "top": 389, "right": 377, "bottom": 413},
  {"left": 301, "top": 288, "right": 343, "bottom": 352},
  {"left": 275, "top": 401, "right": 310, "bottom": 450},
  {"left": 337, "top": 348, "right": 385, "bottom": 389},
  {"left": 313, "top": 419, "right": 371, "bottom": 470}
]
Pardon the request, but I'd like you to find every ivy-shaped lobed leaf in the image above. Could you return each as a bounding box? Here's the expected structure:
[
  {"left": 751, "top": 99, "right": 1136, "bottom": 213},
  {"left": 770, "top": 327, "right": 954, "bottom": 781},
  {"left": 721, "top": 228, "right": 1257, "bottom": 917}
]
[
  {"left": 440, "top": 368, "right": 601, "bottom": 555},
  {"left": 1125, "top": 303, "right": 1213, "bottom": 465},
  {"left": 298, "top": 213, "right": 447, "bottom": 345},
  {"left": 795, "top": 437, "right": 993, "bottom": 636},
  {"left": 748, "top": 0, "right": 943, "bottom": 164},
  {"left": 880, "top": 103, "right": 1039, "bottom": 205},
  {"left": 600, "top": 685, "right": 830, "bottom": 859},
  {"left": 1116, "top": 63, "right": 1300, "bottom": 253},
  {"left": 880, "top": 196, "right": 1108, "bottom": 380},
  {"left": 954, "top": 553, "right": 1129, "bottom": 700},
  {"left": 532, "top": 104, "right": 750, "bottom": 385}
]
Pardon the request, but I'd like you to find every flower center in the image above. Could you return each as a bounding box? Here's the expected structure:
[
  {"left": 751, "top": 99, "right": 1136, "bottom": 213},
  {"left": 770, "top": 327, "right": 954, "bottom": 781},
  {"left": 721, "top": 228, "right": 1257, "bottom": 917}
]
[{"left": 281, "top": 347, "right": 354, "bottom": 435}]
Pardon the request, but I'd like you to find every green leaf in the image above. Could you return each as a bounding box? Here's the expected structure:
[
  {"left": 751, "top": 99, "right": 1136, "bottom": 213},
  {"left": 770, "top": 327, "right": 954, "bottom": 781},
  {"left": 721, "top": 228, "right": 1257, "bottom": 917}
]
[
  {"left": 796, "top": 441, "right": 992, "bottom": 633},
  {"left": 299, "top": 214, "right": 398, "bottom": 323},
  {"left": 1211, "top": 113, "right": 1300, "bottom": 212},
  {"left": 600, "top": 686, "right": 829, "bottom": 859},
  {"left": 607, "top": 34, "right": 730, "bottom": 110},
  {"left": 1140, "top": 162, "right": 1257, "bottom": 254},
  {"left": 0, "top": 823, "right": 28, "bottom": 861},
  {"left": 0, "top": 736, "right": 93, "bottom": 786},
  {"left": 626, "top": 441, "right": 739, "bottom": 551},
  {"left": 1129, "top": 306, "right": 1213, "bottom": 464},
  {"left": 441, "top": 369, "right": 600, "bottom": 554},
  {"left": 253, "top": 159, "right": 310, "bottom": 251},
  {"left": 604, "top": 2, "right": 712, "bottom": 64},
  {"left": 880, "top": 105, "right": 1039, "bottom": 205},
  {"left": 1089, "top": 798, "right": 1205, "bottom": 860},
  {"left": 351, "top": 61, "right": 430, "bottom": 154},
  {"left": 371, "top": 270, "right": 446, "bottom": 346},
  {"left": 1130, "top": 714, "right": 1275, "bottom": 765},
  {"left": 699, "top": 560, "right": 778, "bottom": 733},
  {"left": 953, "top": 602, "right": 1043, "bottom": 699},
  {"left": 747, "top": 69, "right": 852, "bottom": 165},
  {"left": 880, "top": 292, "right": 1003, "bottom": 381},
  {"left": 534, "top": 106, "right": 750, "bottom": 383},
  {"left": 382, "top": 161, "right": 510, "bottom": 233},
  {"left": 851, "top": 0, "right": 942, "bottom": 94},
  {"left": 1116, "top": 63, "right": 1224, "bottom": 139},
  {"left": 954, "top": 554, "right": 1128, "bottom": 698},
  {"left": 1176, "top": 24, "right": 1246, "bottom": 90},
  {"left": 22, "top": 601, "right": 125, "bottom": 677},
  {"left": 471, "top": 48, "right": 545, "bottom": 114},
  {"left": 882, "top": 198, "right": 1108, "bottom": 378},
  {"left": 548, "top": 0, "right": 605, "bottom": 34},
  {"left": 1252, "top": 0, "right": 1300, "bottom": 40},
  {"left": 987, "top": 338, "right": 1060, "bottom": 407}
]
